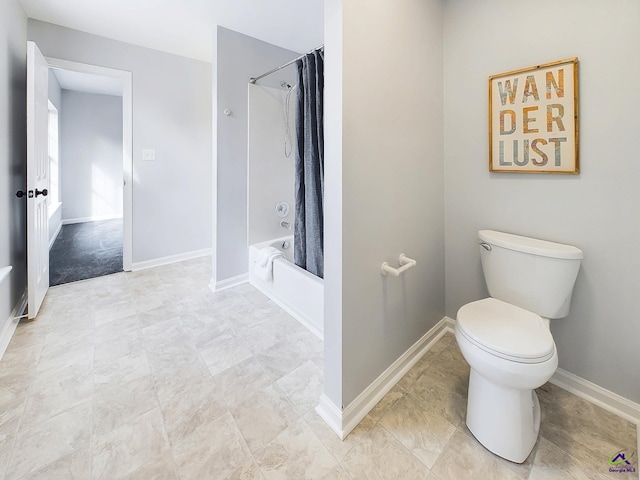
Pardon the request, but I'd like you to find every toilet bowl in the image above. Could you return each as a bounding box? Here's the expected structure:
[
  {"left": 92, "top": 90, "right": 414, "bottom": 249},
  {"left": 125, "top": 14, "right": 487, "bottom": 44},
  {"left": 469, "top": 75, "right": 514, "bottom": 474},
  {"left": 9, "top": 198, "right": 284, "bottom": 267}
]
[
  {"left": 455, "top": 230, "right": 582, "bottom": 464},
  {"left": 456, "top": 298, "right": 558, "bottom": 463}
]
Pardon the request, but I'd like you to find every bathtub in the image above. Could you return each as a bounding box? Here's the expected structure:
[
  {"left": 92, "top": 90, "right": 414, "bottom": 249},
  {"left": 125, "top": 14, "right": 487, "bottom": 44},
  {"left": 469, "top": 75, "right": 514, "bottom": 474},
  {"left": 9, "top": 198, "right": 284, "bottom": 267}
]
[{"left": 248, "top": 236, "right": 324, "bottom": 339}]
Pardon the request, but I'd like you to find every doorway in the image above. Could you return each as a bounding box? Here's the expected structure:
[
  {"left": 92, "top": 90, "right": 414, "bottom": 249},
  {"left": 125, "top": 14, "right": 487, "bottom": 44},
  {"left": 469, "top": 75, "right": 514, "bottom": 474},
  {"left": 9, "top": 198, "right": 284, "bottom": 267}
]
[{"left": 46, "top": 58, "right": 132, "bottom": 284}]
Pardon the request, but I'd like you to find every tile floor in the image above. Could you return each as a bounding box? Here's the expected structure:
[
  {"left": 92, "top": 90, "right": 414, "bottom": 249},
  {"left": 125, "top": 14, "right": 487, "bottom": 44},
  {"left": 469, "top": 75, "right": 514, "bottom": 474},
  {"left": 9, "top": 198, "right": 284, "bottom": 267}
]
[{"left": 0, "top": 257, "right": 637, "bottom": 479}]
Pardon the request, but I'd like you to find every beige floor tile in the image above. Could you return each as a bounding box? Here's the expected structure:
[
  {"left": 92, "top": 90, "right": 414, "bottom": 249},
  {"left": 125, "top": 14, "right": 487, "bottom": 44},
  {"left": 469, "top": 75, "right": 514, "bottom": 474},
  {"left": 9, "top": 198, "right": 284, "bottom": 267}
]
[
  {"left": 276, "top": 360, "right": 324, "bottom": 415},
  {"left": 256, "top": 340, "right": 308, "bottom": 381},
  {"left": 94, "top": 349, "right": 151, "bottom": 388},
  {"left": 160, "top": 376, "right": 228, "bottom": 447},
  {"left": 379, "top": 392, "right": 457, "bottom": 469},
  {"left": 18, "top": 448, "right": 91, "bottom": 480},
  {"left": 409, "top": 358, "right": 468, "bottom": 427},
  {"left": 321, "top": 465, "right": 354, "bottom": 480},
  {"left": 239, "top": 320, "right": 288, "bottom": 355},
  {"left": 172, "top": 412, "right": 253, "bottom": 480},
  {"left": 36, "top": 335, "right": 93, "bottom": 376},
  {"left": 21, "top": 362, "right": 93, "bottom": 428},
  {"left": 0, "top": 434, "right": 15, "bottom": 478},
  {"left": 94, "top": 328, "right": 144, "bottom": 364},
  {"left": 93, "top": 374, "right": 159, "bottom": 436},
  {"left": 180, "top": 310, "right": 231, "bottom": 347},
  {"left": 341, "top": 423, "right": 430, "bottom": 480},
  {"left": 255, "top": 417, "right": 338, "bottom": 480},
  {"left": 1, "top": 262, "right": 636, "bottom": 480},
  {"left": 231, "top": 383, "right": 300, "bottom": 453},
  {"left": 303, "top": 411, "right": 376, "bottom": 463},
  {"left": 528, "top": 437, "right": 606, "bottom": 480},
  {"left": 430, "top": 428, "right": 524, "bottom": 480},
  {"left": 214, "top": 357, "right": 273, "bottom": 406},
  {"left": 150, "top": 354, "right": 212, "bottom": 404},
  {"left": 367, "top": 385, "right": 406, "bottom": 423},
  {"left": 6, "top": 402, "right": 92, "bottom": 480},
  {"left": 0, "top": 391, "right": 27, "bottom": 436},
  {"left": 198, "top": 333, "right": 253, "bottom": 376},
  {"left": 92, "top": 407, "right": 170, "bottom": 480},
  {"left": 538, "top": 383, "right": 638, "bottom": 478},
  {"left": 119, "top": 450, "right": 177, "bottom": 480}
]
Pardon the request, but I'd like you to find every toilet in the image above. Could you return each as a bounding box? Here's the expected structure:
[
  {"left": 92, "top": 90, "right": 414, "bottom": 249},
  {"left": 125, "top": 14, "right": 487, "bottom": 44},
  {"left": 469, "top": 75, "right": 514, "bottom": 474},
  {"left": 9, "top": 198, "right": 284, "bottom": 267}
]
[{"left": 455, "top": 230, "right": 583, "bottom": 463}]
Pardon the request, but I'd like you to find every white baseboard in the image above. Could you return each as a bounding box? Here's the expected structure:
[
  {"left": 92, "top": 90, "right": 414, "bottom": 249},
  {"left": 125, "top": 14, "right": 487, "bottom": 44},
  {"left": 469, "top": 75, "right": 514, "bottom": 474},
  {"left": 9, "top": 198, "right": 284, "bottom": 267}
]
[
  {"left": 0, "top": 290, "right": 28, "bottom": 360},
  {"left": 550, "top": 368, "right": 640, "bottom": 425},
  {"left": 130, "top": 248, "right": 212, "bottom": 272},
  {"left": 316, "top": 316, "right": 455, "bottom": 439},
  {"left": 49, "top": 221, "right": 62, "bottom": 250},
  {"left": 210, "top": 274, "right": 249, "bottom": 293},
  {"left": 62, "top": 213, "right": 123, "bottom": 225}
]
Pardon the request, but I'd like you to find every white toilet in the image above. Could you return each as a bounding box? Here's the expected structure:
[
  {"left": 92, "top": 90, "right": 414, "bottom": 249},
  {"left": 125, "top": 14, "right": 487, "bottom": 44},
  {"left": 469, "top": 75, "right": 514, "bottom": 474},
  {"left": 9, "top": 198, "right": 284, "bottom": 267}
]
[{"left": 455, "top": 230, "right": 583, "bottom": 463}]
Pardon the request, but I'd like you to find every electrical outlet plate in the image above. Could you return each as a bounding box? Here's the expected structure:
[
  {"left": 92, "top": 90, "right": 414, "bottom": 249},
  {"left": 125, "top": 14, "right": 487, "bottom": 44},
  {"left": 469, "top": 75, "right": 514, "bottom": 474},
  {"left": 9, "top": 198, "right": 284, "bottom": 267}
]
[{"left": 142, "top": 149, "right": 156, "bottom": 161}]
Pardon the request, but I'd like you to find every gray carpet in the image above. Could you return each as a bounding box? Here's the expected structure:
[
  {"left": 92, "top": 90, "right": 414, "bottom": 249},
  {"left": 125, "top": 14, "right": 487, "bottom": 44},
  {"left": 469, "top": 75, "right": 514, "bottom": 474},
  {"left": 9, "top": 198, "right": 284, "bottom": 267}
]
[{"left": 49, "top": 219, "right": 123, "bottom": 286}]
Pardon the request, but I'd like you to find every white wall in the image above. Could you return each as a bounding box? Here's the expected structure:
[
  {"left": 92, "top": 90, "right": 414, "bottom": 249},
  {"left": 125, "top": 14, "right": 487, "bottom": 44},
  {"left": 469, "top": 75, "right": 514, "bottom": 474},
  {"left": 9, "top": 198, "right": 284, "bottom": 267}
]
[
  {"left": 215, "top": 27, "right": 298, "bottom": 284},
  {"left": 247, "top": 84, "right": 296, "bottom": 245},
  {"left": 0, "top": 1, "right": 27, "bottom": 336},
  {"left": 324, "top": 0, "right": 445, "bottom": 408},
  {"left": 28, "top": 20, "right": 212, "bottom": 264},
  {"left": 59, "top": 90, "right": 123, "bottom": 223},
  {"left": 443, "top": 0, "right": 640, "bottom": 403}
]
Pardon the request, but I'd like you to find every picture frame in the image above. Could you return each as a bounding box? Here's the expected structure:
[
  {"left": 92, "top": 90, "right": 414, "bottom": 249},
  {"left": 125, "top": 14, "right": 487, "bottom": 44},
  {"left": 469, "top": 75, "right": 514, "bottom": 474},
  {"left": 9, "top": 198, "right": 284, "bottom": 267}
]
[{"left": 489, "top": 58, "right": 579, "bottom": 174}]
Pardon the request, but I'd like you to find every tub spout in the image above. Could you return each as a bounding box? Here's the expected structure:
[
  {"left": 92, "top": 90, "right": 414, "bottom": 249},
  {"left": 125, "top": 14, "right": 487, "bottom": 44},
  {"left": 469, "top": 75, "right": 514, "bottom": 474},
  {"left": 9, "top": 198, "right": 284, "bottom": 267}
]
[{"left": 280, "top": 221, "right": 291, "bottom": 229}]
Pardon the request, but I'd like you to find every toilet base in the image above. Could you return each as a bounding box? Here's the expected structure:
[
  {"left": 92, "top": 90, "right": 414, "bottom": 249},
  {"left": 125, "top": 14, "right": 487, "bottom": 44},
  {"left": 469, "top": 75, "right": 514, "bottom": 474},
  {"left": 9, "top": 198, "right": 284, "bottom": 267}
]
[{"left": 466, "top": 369, "right": 541, "bottom": 463}]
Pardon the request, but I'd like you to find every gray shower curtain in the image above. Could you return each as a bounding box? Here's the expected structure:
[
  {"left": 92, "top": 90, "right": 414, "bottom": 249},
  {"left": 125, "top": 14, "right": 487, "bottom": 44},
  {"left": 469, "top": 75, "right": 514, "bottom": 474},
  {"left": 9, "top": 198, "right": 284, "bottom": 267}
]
[{"left": 294, "top": 50, "right": 324, "bottom": 278}]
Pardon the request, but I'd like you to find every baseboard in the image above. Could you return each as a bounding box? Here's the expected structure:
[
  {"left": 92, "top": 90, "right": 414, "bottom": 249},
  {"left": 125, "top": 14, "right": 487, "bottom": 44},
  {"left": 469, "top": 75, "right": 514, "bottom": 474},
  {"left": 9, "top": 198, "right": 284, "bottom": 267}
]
[
  {"left": 130, "top": 248, "right": 212, "bottom": 272},
  {"left": 316, "top": 316, "right": 455, "bottom": 439},
  {"left": 550, "top": 368, "right": 640, "bottom": 425},
  {"left": 210, "top": 274, "right": 249, "bottom": 293},
  {"left": 0, "top": 290, "right": 28, "bottom": 360},
  {"left": 447, "top": 316, "right": 640, "bottom": 426},
  {"left": 49, "top": 221, "right": 62, "bottom": 250},
  {"left": 62, "top": 213, "right": 123, "bottom": 225}
]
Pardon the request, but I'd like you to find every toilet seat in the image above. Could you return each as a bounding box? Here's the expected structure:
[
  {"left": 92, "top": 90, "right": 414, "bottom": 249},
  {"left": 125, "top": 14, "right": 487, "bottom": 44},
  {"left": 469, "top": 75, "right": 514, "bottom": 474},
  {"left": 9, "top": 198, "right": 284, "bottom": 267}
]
[{"left": 457, "top": 298, "right": 555, "bottom": 364}]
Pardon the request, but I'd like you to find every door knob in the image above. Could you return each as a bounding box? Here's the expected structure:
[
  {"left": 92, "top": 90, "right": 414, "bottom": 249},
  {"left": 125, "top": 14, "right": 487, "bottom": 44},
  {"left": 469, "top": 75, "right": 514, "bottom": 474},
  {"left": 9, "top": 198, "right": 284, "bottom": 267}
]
[
  {"left": 35, "top": 188, "right": 48, "bottom": 197},
  {"left": 15, "top": 190, "right": 26, "bottom": 198}
]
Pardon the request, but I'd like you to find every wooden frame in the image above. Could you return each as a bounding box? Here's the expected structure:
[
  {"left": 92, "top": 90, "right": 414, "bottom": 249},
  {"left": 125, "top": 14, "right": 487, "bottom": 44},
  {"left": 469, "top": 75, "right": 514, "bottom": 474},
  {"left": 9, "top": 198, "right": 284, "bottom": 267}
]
[{"left": 489, "top": 58, "right": 579, "bottom": 174}]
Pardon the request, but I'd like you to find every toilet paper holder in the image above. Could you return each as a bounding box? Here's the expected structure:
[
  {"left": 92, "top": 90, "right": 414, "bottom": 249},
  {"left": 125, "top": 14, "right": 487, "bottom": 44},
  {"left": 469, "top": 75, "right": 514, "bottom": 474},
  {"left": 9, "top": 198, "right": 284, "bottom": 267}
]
[{"left": 381, "top": 254, "right": 417, "bottom": 277}]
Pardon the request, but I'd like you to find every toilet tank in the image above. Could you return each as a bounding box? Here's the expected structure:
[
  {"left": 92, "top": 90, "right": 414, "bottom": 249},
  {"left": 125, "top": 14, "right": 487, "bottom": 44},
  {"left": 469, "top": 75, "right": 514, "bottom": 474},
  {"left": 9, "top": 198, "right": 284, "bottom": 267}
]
[{"left": 478, "top": 230, "right": 583, "bottom": 319}]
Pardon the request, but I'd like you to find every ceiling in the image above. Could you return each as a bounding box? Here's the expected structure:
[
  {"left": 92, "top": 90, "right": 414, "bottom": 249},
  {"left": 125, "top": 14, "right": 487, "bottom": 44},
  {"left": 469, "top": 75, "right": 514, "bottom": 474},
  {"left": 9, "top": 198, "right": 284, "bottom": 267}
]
[
  {"left": 51, "top": 68, "right": 124, "bottom": 97},
  {"left": 19, "top": 0, "right": 325, "bottom": 63}
]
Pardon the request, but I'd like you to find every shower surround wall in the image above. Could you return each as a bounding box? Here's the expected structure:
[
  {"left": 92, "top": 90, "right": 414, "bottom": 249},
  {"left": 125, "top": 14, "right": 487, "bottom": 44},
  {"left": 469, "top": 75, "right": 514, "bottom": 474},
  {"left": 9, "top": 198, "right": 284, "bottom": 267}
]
[
  {"left": 213, "top": 27, "right": 298, "bottom": 288},
  {"left": 247, "top": 84, "right": 295, "bottom": 245}
]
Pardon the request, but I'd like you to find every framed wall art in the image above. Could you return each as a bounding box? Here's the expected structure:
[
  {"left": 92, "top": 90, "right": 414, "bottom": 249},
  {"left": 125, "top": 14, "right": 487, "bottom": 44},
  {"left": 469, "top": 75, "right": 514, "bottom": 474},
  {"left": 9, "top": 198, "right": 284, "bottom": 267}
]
[{"left": 489, "top": 58, "right": 579, "bottom": 174}]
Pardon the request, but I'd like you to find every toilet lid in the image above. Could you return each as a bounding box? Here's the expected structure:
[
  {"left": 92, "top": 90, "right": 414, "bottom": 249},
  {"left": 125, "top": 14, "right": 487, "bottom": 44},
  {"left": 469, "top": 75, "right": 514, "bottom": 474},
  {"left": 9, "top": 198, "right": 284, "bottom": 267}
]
[{"left": 457, "top": 298, "right": 555, "bottom": 363}]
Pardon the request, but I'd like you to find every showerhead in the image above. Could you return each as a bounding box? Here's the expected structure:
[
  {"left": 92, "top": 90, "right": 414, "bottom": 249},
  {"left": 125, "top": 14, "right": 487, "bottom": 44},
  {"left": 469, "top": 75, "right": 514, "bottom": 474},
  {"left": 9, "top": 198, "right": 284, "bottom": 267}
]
[{"left": 280, "top": 81, "right": 292, "bottom": 90}]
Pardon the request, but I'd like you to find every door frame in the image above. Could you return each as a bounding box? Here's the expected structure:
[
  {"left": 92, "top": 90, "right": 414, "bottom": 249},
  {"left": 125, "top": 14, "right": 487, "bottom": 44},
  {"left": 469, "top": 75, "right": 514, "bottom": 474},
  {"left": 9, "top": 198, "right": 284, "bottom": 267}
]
[{"left": 46, "top": 57, "right": 133, "bottom": 271}]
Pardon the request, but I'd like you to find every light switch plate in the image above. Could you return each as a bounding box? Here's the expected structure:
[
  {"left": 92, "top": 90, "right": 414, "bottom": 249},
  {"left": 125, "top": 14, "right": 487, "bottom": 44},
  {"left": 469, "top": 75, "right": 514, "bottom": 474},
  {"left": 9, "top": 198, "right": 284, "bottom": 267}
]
[{"left": 142, "top": 149, "right": 156, "bottom": 161}]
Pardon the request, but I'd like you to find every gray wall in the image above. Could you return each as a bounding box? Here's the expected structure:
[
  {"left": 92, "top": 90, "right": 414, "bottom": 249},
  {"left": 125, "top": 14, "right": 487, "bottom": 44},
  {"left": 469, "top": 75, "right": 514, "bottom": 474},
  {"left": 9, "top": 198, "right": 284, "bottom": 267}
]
[
  {"left": 215, "top": 27, "right": 298, "bottom": 282},
  {"left": 48, "top": 70, "right": 62, "bottom": 110},
  {"left": 28, "top": 20, "right": 212, "bottom": 263},
  {"left": 443, "top": 0, "right": 640, "bottom": 403},
  {"left": 0, "top": 1, "right": 27, "bottom": 327},
  {"left": 325, "top": 0, "right": 445, "bottom": 407},
  {"left": 60, "top": 90, "right": 123, "bottom": 222}
]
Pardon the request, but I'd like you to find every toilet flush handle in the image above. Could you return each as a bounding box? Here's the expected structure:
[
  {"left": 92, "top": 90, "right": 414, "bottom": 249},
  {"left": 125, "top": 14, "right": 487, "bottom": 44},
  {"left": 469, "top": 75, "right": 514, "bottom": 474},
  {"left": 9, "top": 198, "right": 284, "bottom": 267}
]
[{"left": 479, "top": 242, "right": 492, "bottom": 251}]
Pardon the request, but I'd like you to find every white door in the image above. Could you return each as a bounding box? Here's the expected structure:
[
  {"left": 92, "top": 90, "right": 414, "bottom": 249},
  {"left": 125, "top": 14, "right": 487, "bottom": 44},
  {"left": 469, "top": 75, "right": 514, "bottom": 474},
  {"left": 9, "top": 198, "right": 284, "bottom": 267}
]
[{"left": 26, "top": 41, "right": 50, "bottom": 319}]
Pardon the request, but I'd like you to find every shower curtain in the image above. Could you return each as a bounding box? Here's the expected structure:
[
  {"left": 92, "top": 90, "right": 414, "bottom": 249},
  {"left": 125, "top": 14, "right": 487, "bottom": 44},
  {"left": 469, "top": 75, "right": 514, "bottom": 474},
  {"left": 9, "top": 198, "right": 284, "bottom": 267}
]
[{"left": 294, "top": 50, "right": 324, "bottom": 278}]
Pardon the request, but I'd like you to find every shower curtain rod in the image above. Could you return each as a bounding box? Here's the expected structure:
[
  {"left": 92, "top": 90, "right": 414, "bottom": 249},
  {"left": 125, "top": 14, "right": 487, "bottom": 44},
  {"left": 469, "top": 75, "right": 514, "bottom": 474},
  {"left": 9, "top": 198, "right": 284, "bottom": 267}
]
[{"left": 249, "top": 44, "right": 324, "bottom": 84}]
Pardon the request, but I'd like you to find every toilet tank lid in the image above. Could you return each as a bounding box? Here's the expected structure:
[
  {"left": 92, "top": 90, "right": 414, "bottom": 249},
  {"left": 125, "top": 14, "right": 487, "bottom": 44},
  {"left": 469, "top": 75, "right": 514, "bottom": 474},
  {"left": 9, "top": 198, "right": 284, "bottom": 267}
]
[{"left": 478, "top": 230, "right": 583, "bottom": 260}]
